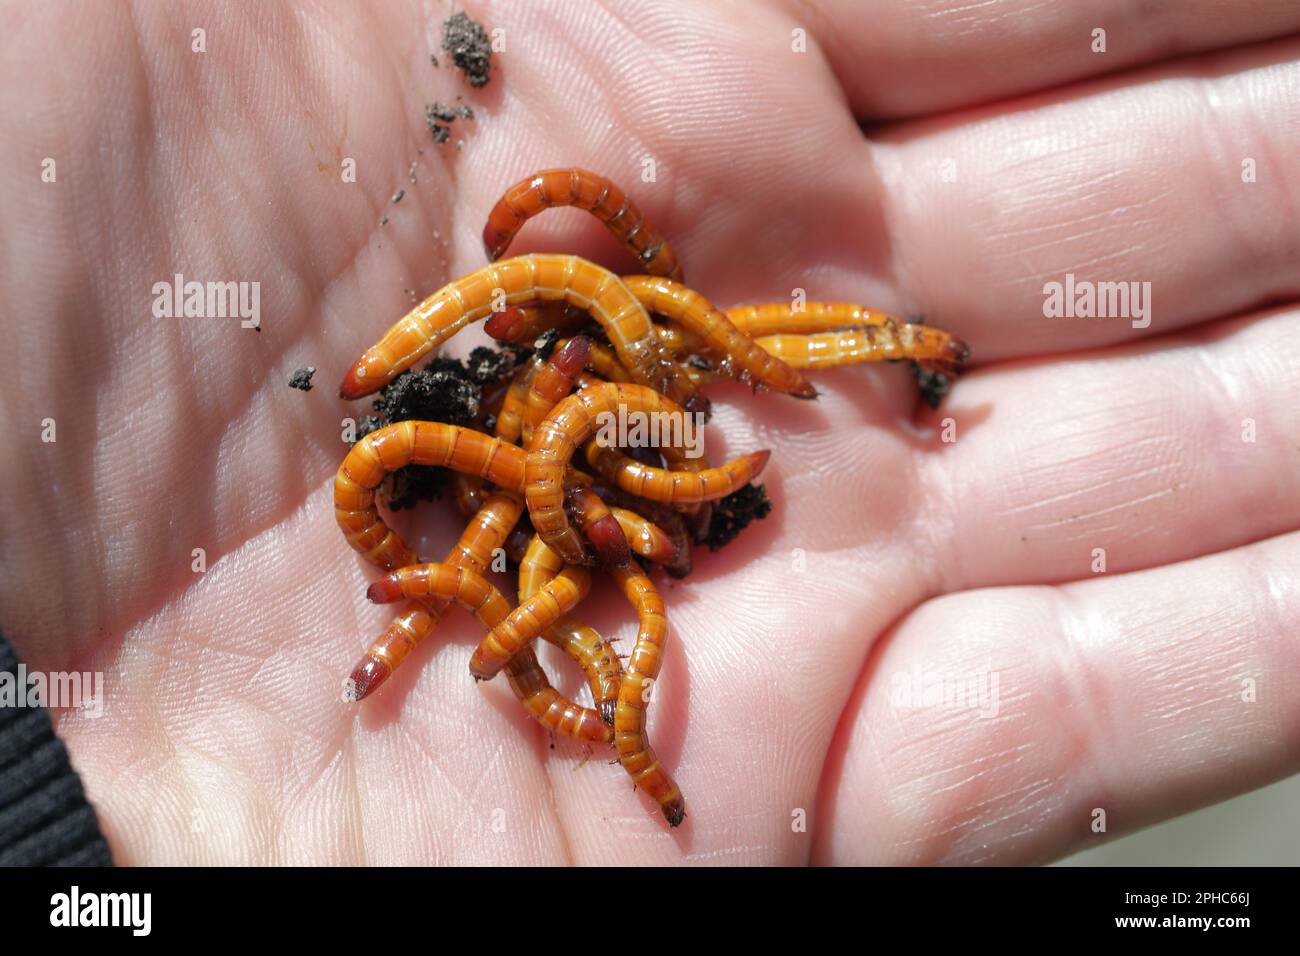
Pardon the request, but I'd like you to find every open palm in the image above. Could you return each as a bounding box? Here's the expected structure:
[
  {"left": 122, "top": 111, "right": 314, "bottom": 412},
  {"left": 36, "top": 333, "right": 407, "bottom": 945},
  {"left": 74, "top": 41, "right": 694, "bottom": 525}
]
[{"left": 3, "top": 0, "right": 1299, "bottom": 864}]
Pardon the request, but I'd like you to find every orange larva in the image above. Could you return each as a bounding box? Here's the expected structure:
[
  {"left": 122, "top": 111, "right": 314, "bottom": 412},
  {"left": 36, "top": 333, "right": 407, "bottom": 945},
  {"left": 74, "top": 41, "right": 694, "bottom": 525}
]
[
  {"left": 356, "top": 487, "right": 611, "bottom": 744},
  {"left": 609, "top": 563, "right": 684, "bottom": 827},
  {"left": 520, "top": 335, "right": 593, "bottom": 445},
  {"left": 484, "top": 301, "right": 590, "bottom": 344},
  {"left": 589, "top": 479, "right": 693, "bottom": 579},
  {"left": 483, "top": 168, "right": 683, "bottom": 280},
  {"left": 343, "top": 491, "right": 521, "bottom": 702},
  {"left": 752, "top": 323, "right": 970, "bottom": 371},
  {"left": 494, "top": 358, "right": 542, "bottom": 445},
  {"left": 723, "top": 301, "right": 904, "bottom": 336},
  {"left": 582, "top": 440, "right": 768, "bottom": 508},
  {"left": 608, "top": 508, "right": 680, "bottom": 568},
  {"left": 334, "top": 421, "right": 528, "bottom": 570},
  {"left": 456, "top": 561, "right": 591, "bottom": 681},
  {"left": 524, "top": 382, "right": 770, "bottom": 563},
  {"left": 367, "top": 562, "right": 611, "bottom": 745},
  {"left": 621, "top": 275, "right": 817, "bottom": 398},
  {"left": 339, "top": 254, "right": 699, "bottom": 413},
  {"left": 565, "top": 481, "right": 631, "bottom": 568},
  {"left": 518, "top": 534, "right": 624, "bottom": 724}
]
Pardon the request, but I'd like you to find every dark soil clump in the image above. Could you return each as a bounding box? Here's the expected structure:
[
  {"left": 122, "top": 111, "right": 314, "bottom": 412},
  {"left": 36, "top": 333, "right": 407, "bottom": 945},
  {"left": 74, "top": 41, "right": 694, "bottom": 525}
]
[{"left": 442, "top": 12, "right": 492, "bottom": 88}]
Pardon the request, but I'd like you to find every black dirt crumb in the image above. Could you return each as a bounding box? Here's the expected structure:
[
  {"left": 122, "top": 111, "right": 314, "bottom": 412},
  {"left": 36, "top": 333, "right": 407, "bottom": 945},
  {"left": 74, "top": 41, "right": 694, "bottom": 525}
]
[
  {"left": 425, "top": 100, "right": 474, "bottom": 145},
  {"left": 705, "top": 483, "right": 771, "bottom": 551},
  {"left": 912, "top": 364, "right": 953, "bottom": 409},
  {"left": 442, "top": 12, "right": 492, "bottom": 88},
  {"left": 430, "top": 53, "right": 438, "bottom": 67},
  {"left": 374, "top": 363, "right": 482, "bottom": 434},
  {"left": 380, "top": 216, "right": 389, "bottom": 226},
  {"left": 351, "top": 346, "right": 529, "bottom": 511},
  {"left": 288, "top": 367, "right": 316, "bottom": 391},
  {"left": 464, "top": 344, "right": 527, "bottom": 385},
  {"left": 392, "top": 189, "right": 405, "bottom": 203},
  {"left": 685, "top": 354, "right": 713, "bottom": 371}
]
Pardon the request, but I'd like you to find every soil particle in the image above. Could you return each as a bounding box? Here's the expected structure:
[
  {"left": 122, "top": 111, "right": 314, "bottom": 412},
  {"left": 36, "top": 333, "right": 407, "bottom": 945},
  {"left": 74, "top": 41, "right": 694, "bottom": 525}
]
[
  {"left": 442, "top": 11, "right": 492, "bottom": 88},
  {"left": 288, "top": 367, "right": 316, "bottom": 391},
  {"left": 705, "top": 483, "right": 772, "bottom": 551}
]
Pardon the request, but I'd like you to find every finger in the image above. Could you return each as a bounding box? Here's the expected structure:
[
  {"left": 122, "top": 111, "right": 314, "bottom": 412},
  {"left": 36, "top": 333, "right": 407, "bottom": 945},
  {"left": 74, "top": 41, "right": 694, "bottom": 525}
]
[
  {"left": 814, "top": 528, "right": 1300, "bottom": 864},
  {"left": 872, "top": 35, "right": 1300, "bottom": 361},
  {"left": 912, "top": 304, "right": 1300, "bottom": 590},
  {"left": 792, "top": 0, "right": 1300, "bottom": 118}
]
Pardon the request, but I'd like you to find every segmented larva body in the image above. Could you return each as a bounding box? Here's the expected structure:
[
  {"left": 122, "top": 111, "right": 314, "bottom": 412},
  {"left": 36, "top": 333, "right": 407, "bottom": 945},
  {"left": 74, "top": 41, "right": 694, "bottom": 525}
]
[
  {"left": 346, "top": 490, "right": 610, "bottom": 742},
  {"left": 565, "top": 482, "right": 631, "bottom": 568},
  {"left": 344, "top": 601, "right": 439, "bottom": 702},
  {"left": 368, "top": 562, "right": 611, "bottom": 745},
  {"left": 464, "top": 563, "right": 592, "bottom": 681},
  {"left": 582, "top": 441, "right": 768, "bottom": 507},
  {"left": 484, "top": 301, "right": 590, "bottom": 344},
  {"left": 609, "top": 563, "right": 684, "bottom": 827},
  {"left": 753, "top": 323, "right": 970, "bottom": 369},
  {"left": 337, "top": 426, "right": 612, "bottom": 718},
  {"left": 497, "top": 352, "right": 626, "bottom": 567},
  {"left": 495, "top": 358, "right": 542, "bottom": 445},
  {"left": 450, "top": 473, "right": 489, "bottom": 518},
  {"left": 343, "top": 490, "right": 520, "bottom": 701},
  {"left": 621, "top": 276, "right": 817, "bottom": 398},
  {"left": 519, "top": 534, "right": 624, "bottom": 724},
  {"left": 340, "top": 255, "right": 698, "bottom": 413},
  {"left": 520, "top": 336, "right": 593, "bottom": 445},
  {"left": 526, "top": 383, "right": 766, "bottom": 562},
  {"left": 334, "top": 422, "right": 527, "bottom": 570},
  {"left": 504, "top": 651, "right": 612, "bottom": 746},
  {"left": 483, "top": 168, "right": 683, "bottom": 281},
  {"left": 724, "top": 301, "right": 902, "bottom": 336},
  {"left": 609, "top": 508, "right": 680, "bottom": 568},
  {"left": 579, "top": 344, "right": 632, "bottom": 384},
  {"left": 591, "top": 480, "right": 693, "bottom": 578}
]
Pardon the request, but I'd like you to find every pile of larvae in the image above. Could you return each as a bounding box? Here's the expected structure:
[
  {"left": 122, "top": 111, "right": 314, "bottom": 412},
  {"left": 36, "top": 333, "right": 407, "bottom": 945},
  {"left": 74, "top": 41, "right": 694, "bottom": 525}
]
[{"left": 334, "top": 168, "right": 969, "bottom": 826}]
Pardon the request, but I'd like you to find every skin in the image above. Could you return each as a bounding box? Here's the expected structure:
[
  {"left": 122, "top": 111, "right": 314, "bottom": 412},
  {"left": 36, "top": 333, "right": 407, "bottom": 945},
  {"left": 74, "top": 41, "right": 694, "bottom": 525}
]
[{"left": 1, "top": 0, "right": 1299, "bottom": 865}]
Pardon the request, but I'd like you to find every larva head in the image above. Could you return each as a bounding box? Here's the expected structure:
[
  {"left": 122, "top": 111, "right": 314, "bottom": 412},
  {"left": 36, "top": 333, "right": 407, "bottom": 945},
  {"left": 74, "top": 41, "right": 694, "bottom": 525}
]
[
  {"left": 483, "top": 306, "right": 527, "bottom": 341},
  {"left": 663, "top": 797, "right": 686, "bottom": 828},
  {"left": 790, "top": 379, "right": 819, "bottom": 400},
  {"left": 550, "top": 335, "right": 592, "bottom": 378},
  {"left": 365, "top": 574, "right": 404, "bottom": 604},
  {"left": 584, "top": 513, "right": 631, "bottom": 569},
  {"left": 482, "top": 222, "right": 512, "bottom": 262},
  {"left": 683, "top": 391, "right": 713, "bottom": 421},
  {"left": 468, "top": 648, "right": 498, "bottom": 682},
  {"left": 665, "top": 532, "right": 693, "bottom": 579},
  {"left": 339, "top": 349, "right": 397, "bottom": 400},
  {"left": 946, "top": 336, "right": 972, "bottom": 365},
  {"left": 343, "top": 655, "right": 391, "bottom": 702}
]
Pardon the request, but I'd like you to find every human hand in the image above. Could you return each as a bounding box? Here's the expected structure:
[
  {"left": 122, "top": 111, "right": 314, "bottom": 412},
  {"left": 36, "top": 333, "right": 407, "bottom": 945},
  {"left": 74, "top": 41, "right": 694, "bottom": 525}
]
[{"left": 2, "top": 0, "right": 1298, "bottom": 864}]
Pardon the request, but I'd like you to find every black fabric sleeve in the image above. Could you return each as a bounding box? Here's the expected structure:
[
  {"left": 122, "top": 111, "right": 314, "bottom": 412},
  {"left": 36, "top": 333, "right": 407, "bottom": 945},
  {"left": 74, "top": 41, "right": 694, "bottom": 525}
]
[{"left": 0, "top": 630, "right": 113, "bottom": 866}]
